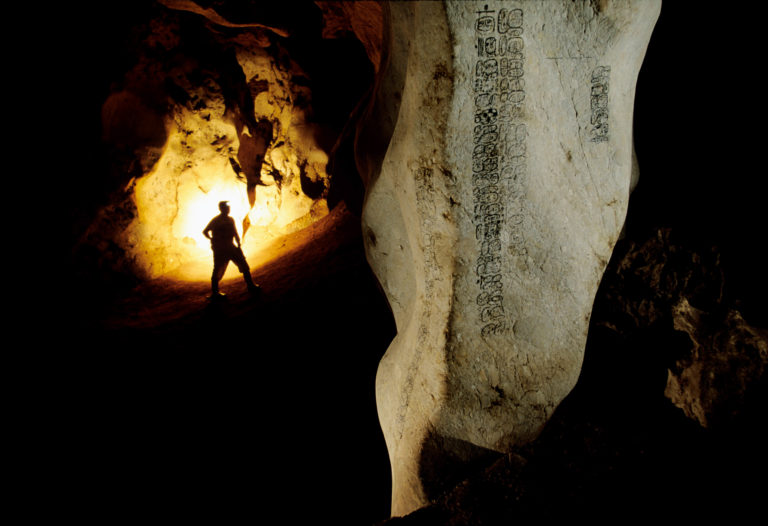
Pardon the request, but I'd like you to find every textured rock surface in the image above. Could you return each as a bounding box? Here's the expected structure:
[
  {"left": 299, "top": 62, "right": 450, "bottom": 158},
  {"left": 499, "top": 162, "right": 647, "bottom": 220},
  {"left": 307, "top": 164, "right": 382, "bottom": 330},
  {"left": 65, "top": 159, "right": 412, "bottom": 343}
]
[
  {"left": 377, "top": 227, "right": 768, "bottom": 525},
  {"left": 316, "top": 0, "right": 383, "bottom": 71},
  {"left": 73, "top": 2, "right": 374, "bottom": 283},
  {"left": 358, "top": 0, "right": 660, "bottom": 515},
  {"left": 666, "top": 301, "right": 767, "bottom": 427},
  {"left": 61, "top": 3, "right": 766, "bottom": 523},
  {"left": 593, "top": 228, "right": 768, "bottom": 429}
]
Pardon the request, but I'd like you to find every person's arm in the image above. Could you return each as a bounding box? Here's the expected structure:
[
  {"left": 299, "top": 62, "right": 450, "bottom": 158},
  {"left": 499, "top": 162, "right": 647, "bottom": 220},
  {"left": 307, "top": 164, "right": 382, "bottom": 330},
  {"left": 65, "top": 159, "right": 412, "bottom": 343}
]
[
  {"left": 232, "top": 218, "right": 241, "bottom": 248},
  {"left": 203, "top": 220, "right": 213, "bottom": 240}
]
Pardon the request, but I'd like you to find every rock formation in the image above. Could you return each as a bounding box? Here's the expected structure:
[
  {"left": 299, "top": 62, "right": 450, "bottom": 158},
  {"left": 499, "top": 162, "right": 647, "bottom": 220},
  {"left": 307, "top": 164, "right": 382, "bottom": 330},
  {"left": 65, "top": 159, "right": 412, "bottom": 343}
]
[
  {"left": 63, "top": 2, "right": 767, "bottom": 523},
  {"left": 375, "top": 226, "right": 768, "bottom": 524},
  {"left": 357, "top": 1, "right": 661, "bottom": 515},
  {"left": 74, "top": 1, "right": 373, "bottom": 284},
  {"left": 593, "top": 228, "right": 768, "bottom": 430}
]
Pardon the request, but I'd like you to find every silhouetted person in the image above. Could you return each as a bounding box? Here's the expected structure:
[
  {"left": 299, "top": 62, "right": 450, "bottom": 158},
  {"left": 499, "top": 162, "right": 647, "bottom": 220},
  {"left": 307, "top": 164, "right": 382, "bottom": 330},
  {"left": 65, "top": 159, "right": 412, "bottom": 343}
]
[{"left": 203, "top": 200, "right": 260, "bottom": 298}]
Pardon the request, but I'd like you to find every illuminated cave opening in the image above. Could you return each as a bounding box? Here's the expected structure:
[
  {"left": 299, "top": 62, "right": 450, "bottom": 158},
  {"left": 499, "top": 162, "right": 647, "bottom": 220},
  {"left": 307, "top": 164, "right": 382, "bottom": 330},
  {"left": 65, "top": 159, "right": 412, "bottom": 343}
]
[
  {"left": 66, "top": 5, "right": 394, "bottom": 522},
  {"left": 77, "top": 0, "right": 379, "bottom": 287}
]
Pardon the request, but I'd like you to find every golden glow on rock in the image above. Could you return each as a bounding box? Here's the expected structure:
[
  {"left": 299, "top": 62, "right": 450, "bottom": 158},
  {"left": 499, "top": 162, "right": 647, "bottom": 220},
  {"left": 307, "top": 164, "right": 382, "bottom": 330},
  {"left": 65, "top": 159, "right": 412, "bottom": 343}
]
[
  {"left": 133, "top": 152, "right": 281, "bottom": 281},
  {"left": 104, "top": 31, "right": 331, "bottom": 284},
  {"left": 174, "top": 173, "right": 251, "bottom": 259},
  {"left": 127, "top": 114, "right": 328, "bottom": 282}
]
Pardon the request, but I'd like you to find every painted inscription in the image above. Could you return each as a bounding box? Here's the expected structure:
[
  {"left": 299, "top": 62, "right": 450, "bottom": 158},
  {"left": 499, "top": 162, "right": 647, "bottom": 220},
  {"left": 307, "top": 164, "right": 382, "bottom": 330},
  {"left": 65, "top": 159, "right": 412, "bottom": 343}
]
[
  {"left": 590, "top": 66, "right": 610, "bottom": 142},
  {"left": 473, "top": 4, "right": 527, "bottom": 337}
]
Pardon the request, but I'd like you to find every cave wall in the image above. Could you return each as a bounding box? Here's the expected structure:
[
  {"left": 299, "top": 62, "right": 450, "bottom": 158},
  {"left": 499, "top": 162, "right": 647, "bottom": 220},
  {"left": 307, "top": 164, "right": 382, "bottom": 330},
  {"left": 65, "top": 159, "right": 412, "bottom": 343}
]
[
  {"left": 59, "top": 2, "right": 767, "bottom": 523},
  {"left": 70, "top": 0, "right": 375, "bottom": 283}
]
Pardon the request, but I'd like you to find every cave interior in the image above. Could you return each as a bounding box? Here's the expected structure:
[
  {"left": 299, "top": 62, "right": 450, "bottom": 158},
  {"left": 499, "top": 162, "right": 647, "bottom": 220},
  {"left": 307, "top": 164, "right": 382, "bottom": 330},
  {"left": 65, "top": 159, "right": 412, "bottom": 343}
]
[{"left": 59, "top": 2, "right": 767, "bottom": 524}]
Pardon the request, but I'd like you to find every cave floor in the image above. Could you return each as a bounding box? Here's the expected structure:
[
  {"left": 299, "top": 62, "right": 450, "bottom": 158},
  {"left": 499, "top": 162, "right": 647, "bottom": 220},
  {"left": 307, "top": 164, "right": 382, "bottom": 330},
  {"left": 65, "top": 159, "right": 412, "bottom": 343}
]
[
  {"left": 64, "top": 203, "right": 396, "bottom": 525},
  {"left": 100, "top": 202, "right": 367, "bottom": 332}
]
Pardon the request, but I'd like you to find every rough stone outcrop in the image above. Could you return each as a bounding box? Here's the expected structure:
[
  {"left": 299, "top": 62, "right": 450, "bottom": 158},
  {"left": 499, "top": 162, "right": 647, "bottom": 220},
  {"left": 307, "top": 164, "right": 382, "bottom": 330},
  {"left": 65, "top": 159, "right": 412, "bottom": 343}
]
[
  {"left": 76, "top": 3, "right": 347, "bottom": 281},
  {"left": 357, "top": 0, "right": 660, "bottom": 515},
  {"left": 666, "top": 301, "right": 767, "bottom": 427},
  {"left": 377, "top": 227, "right": 768, "bottom": 524},
  {"left": 315, "top": 0, "right": 384, "bottom": 71},
  {"left": 594, "top": 228, "right": 768, "bottom": 430}
]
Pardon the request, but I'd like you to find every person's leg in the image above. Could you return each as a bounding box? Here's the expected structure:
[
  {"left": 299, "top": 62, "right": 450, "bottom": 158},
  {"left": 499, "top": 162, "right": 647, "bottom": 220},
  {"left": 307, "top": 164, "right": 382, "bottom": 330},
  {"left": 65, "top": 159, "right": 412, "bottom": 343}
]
[
  {"left": 211, "top": 251, "right": 229, "bottom": 296},
  {"left": 232, "top": 247, "right": 260, "bottom": 294}
]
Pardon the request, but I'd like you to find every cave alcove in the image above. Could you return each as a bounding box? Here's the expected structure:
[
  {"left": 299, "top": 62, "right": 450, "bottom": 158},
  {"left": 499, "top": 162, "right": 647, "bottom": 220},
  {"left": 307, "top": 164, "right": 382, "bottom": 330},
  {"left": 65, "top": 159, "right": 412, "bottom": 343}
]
[
  {"left": 63, "top": 1, "right": 395, "bottom": 524},
  {"left": 58, "top": 1, "right": 767, "bottom": 524}
]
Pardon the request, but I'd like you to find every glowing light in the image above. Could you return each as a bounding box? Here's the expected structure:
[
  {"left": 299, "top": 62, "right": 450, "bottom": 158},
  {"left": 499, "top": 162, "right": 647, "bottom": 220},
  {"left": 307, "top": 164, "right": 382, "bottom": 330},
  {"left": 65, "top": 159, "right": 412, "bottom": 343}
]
[
  {"left": 174, "top": 177, "right": 251, "bottom": 259},
  {"left": 133, "top": 148, "right": 264, "bottom": 281},
  {"left": 129, "top": 114, "right": 329, "bottom": 282}
]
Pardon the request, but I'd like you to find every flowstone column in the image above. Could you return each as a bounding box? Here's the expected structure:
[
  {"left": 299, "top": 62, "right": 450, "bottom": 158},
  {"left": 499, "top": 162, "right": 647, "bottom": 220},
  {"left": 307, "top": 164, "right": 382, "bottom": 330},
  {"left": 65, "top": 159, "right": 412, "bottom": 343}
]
[{"left": 359, "top": 1, "right": 660, "bottom": 516}]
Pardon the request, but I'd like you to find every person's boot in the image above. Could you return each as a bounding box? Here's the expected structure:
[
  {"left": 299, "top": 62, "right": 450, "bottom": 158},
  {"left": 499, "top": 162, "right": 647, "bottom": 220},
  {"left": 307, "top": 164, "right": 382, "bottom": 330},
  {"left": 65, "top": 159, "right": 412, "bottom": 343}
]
[
  {"left": 209, "top": 279, "right": 226, "bottom": 299},
  {"left": 244, "top": 273, "right": 261, "bottom": 297}
]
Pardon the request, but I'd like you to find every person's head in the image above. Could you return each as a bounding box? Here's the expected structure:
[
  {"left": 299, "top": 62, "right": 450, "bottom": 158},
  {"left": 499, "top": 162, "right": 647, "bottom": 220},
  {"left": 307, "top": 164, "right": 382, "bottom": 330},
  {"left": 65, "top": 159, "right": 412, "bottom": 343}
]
[{"left": 218, "top": 201, "right": 230, "bottom": 215}]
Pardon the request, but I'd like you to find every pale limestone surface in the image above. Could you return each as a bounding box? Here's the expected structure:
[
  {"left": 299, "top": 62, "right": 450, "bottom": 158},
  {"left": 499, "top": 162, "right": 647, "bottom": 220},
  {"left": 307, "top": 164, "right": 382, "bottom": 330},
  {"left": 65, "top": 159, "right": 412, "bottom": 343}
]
[{"left": 358, "top": 0, "right": 660, "bottom": 516}]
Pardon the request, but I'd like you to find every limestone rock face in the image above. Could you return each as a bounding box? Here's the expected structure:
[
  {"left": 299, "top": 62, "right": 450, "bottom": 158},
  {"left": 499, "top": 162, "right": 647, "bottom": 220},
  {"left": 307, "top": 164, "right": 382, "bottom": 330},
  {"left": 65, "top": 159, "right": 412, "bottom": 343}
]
[
  {"left": 77, "top": 3, "right": 349, "bottom": 282},
  {"left": 358, "top": 1, "right": 660, "bottom": 515},
  {"left": 666, "top": 300, "right": 767, "bottom": 428},
  {"left": 594, "top": 228, "right": 768, "bottom": 430}
]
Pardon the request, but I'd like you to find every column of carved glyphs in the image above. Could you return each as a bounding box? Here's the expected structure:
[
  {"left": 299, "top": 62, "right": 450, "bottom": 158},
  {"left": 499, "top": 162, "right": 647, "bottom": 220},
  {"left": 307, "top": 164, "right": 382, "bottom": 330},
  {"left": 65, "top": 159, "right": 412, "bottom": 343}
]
[{"left": 358, "top": 0, "right": 660, "bottom": 516}]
